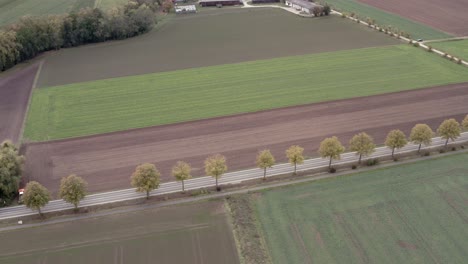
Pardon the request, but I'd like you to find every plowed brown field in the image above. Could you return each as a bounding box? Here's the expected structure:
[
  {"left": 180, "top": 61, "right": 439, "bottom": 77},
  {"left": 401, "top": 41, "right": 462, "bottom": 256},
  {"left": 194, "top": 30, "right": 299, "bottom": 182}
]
[
  {"left": 358, "top": 0, "right": 468, "bottom": 36},
  {"left": 22, "top": 83, "right": 468, "bottom": 196},
  {"left": 0, "top": 64, "right": 38, "bottom": 143}
]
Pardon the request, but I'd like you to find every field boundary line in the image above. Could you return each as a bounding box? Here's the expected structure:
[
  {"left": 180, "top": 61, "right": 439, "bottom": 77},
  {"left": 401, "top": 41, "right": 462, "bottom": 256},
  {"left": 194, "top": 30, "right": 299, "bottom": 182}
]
[{"left": 17, "top": 60, "right": 43, "bottom": 146}]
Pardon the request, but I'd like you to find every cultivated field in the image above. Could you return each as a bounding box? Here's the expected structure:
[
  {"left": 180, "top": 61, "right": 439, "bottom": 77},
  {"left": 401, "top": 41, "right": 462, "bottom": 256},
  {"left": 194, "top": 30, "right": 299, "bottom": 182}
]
[
  {"left": 0, "top": 0, "right": 94, "bottom": 26},
  {"left": 432, "top": 40, "right": 468, "bottom": 61},
  {"left": 22, "top": 83, "right": 468, "bottom": 195},
  {"left": 358, "top": 0, "right": 468, "bottom": 36},
  {"left": 25, "top": 45, "right": 468, "bottom": 141},
  {"left": 0, "top": 63, "right": 39, "bottom": 143},
  {"left": 255, "top": 153, "right": 468, "bottom": 264},
  {"left": 36, "top": 8, "right": 399, "bottom": 87},
  {"left": 322, "top": 0, "right": 451, "bottom": 40},
  {"left": 0, "top": 201, "right": 239, "bottom": 264}
]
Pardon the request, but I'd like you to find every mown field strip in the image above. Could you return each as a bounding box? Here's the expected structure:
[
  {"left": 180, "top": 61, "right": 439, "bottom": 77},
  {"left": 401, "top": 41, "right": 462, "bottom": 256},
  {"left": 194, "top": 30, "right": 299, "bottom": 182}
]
[
  {"left": 323, "top": 0, "right": 451, "bottom": 40},
  {"left": 24, "top": 44, "right": 468, "bottom": 141},
  {"left": 255, "top": 153, "right": 468, "bottom": 264}
]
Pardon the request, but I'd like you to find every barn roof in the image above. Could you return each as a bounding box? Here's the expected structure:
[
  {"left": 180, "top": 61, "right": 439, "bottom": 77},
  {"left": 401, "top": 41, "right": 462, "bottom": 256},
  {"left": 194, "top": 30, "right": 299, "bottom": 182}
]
[{"left": 286, "top": 0, "right": 321, "bottom": 10}]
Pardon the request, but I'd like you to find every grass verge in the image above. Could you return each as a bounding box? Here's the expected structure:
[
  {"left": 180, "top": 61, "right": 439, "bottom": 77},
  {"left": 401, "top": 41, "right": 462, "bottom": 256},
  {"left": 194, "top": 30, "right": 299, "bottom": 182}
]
[{"left": 431, "top": 39, "right": 468, "bottom": 61}]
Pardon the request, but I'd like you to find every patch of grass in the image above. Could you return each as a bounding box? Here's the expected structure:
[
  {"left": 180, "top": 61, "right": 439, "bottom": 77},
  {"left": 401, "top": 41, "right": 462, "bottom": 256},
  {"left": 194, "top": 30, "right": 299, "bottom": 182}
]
[
  {"left": 0, "top": 0, "right": 94, "bottom": 26},
  {"left": 431, "top": 40, "right": 468, "bottom": 61},
  {"left": 226, "top": 195, "right": 272, "bottom": 264},
  {"left": 322, "top": 0, "right": 451, "bottom": 40},
  {"left": 254, "top": 153, "right": 468, "bottom": 264},
  {"left": 24, "top": 44, "right": 468, "bottom": 141}
]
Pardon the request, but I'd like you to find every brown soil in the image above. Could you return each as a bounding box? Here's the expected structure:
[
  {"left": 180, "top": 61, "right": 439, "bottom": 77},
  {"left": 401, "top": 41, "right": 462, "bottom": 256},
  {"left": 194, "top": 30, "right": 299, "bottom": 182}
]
[
  {"left": 22, "top": 83, "right": 468, "bottom": 196},
  {"left": 358, "top": 0, "right": 468, "bottom": 36},
  {"left": 0, "top": 63, "right": 38, "bottom": 143}
]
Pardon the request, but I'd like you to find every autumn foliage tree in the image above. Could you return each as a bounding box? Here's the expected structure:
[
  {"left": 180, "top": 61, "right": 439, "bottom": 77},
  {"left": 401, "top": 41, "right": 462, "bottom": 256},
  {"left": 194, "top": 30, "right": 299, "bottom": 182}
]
[
  {"left": 286, "top": 145, "right": 304, "bottom": 175},
  {"left": 385, "top": 129, "right": 407, "bottom": 158},
  {"left": 256, "top": 149, "right": 275, "bottom": 180},
  {"left": 131, "top": 163, "right": 160, "bottom": 199},
  {"left": 437, "top": 118, "right": 461, "bottom": 147},
  {"left": 461, "top": 115, "right": 468, "bottom": 131},
  {"left": 0, "top": 140, "right": 24, "bottom": 205},
  {"left": 349, "top": 132, "right": 375, "bottom": 164},
  {"left": 59, "top": 174, "right": 87, "bottom": 210},
  {"left": 409, "top": 124, "right": 433, "bottom": 152},
  {"left": 205, "top": 154, "right": 227, "bottom": 191},
  {"left": 172, "top": 161, "right": 192, "bottom": 192},
  {"left": 319, "top": 136, "right": 345, "bottom": 168},
  {"left": 23, "top": 181, "right": 50, "bottom": 216}
]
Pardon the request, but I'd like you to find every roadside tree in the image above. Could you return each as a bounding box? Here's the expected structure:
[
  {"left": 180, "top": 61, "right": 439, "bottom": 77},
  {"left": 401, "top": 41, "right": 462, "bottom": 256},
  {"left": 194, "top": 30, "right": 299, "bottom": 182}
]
[
  {"left": 409, "top": 124, "right": 433, "bottom": 153},
  {"left": 131, "top": 163, "right": 160, "bottom": 199},
  {"left": 437, "top": 118, "right": 461, "bottom": 147},
  {"left": 385, "top": 130, "right": 407, "bottom": 158},
  {"left": 59, "top": 174, "right": 87, "bottom": 210},
  {"left": 171, "top": 161, "right": 192, "bottom": 192},
  {"left": 286, "top": 145, "right": 304, "bottom": 175},
  {"left": 205, "top": 154, "right": 227, "bottom": 191},
  {"left": 312, "top": 6, "right": 323, "bottom": 17},
  {"left": 0, "top": 140, "right": 24, "bottom": 205},
  {"left": 256, "top": 149, "right": 275, "bottom": 180},
  {"left": 349, "top": 132, "right": 375, "bottom": 164},
  {"left": 319, "top": 136, "right": 345, "bottom": 168},
  {"left": 462, "top": 115, "right": 468, "bottom": 131},
  {"left": 23, "top": 181, "right": 50, "bottom": 216},
  {"left": 323, "top": 5, "right": 331, "bottom": 16}
]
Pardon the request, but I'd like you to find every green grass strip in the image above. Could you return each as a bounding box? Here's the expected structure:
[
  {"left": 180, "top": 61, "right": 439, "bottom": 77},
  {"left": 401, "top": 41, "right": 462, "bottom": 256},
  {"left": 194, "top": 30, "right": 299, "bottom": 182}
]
[
  {"left": 24, "top": 45, "right": 468, "bottom": 141},
  {"left": 255, "top": 152, "right": 468, "bottom": 264},
  {"left": 323, "top": 0, "right": 451, "bottom": 40},
  {"left": 431, "top": 40, "right": 468, "bottom": 61}
]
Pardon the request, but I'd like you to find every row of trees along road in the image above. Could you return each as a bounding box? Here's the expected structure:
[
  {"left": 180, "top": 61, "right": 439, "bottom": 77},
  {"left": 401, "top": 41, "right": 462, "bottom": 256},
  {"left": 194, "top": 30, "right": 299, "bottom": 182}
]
[
  {"left": 0, "top": 0, "right": 163, "bottom": 72},
  {"left": 15, "top": 115, "right": 468, "bottom": 216}
]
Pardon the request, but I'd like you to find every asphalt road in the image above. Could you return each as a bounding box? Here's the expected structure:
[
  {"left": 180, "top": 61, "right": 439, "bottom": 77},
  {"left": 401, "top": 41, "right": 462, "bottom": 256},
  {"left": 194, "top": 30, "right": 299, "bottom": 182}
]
[{"left": 1, "top": 133, "right": 467, "bottom": 220}]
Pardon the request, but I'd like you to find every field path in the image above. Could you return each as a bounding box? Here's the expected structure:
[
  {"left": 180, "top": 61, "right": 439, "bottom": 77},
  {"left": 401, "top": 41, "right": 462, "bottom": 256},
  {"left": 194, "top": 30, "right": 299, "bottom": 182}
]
[
  {"left": 0, "top": 63, "right": 39, "bottom": 143},
  {"left": 22, "top": 82, "right": 468, "bottom": 195}
]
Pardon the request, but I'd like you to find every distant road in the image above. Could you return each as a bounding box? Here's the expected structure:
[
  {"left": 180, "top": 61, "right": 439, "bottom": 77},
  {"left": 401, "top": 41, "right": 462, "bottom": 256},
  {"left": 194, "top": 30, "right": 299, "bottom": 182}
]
[{"left": 1, "top": 133, "right": 467, "bottom": 220}]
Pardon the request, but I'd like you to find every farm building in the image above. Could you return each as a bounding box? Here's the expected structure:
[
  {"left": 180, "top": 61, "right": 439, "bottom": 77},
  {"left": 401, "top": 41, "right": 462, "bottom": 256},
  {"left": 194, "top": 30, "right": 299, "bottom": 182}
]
[
  {"left": 285, "top": 0, "right": 321, "bottom": 14},
  {"left": 252, "top": 0, "right": 279, "bottom": 3},
  {"left": 175, "top": 4, "right": 197, "bottom": 13},
  {"left": 199, "top": 0, "right": 243, "bottom": 7}
]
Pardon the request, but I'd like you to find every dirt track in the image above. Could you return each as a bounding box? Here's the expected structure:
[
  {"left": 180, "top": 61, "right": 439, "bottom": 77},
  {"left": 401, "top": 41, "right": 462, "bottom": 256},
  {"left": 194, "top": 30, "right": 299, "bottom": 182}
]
[
  {"left": 358, "top": 0, "right": 468, "bottom": 36},
  {"left": 0, "top": 64, "right": 38, "bottom": 143},
  {"left": 22, "top": 83, "right": 468, "bottom": 196}
]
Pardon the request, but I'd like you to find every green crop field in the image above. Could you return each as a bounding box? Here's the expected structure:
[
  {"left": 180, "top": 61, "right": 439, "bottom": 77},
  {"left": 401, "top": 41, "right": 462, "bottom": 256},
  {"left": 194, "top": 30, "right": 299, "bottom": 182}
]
[
  {"left": 431, "top": 40, "right": 468, "bottom": 61},
  {"left": 24, "top": 44, "right": 468, "bottom": 141},
  {"left": 321, "top": 0, "right": 451, "bottom": 40},
  {"left": 0, "top": 0, "right": 94, "bottom": 26},
  {"left": 0, "top": 201, "right": 239, "bottom": 264},
  {"left": 255, "top": 153, "right": 468, "bottom": 264}
]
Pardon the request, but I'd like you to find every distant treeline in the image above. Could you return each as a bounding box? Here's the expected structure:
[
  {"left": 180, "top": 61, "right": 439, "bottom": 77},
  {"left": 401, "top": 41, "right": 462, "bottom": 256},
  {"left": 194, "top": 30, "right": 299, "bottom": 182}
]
[{"left": 0, "top": 0, "right": 161, "bottom": 72}]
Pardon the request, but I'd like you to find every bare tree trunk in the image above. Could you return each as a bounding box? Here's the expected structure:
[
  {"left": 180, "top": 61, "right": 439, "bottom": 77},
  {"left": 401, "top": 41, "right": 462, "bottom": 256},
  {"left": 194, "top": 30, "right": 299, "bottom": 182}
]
[
  {"left": 294, "top": 163, "right": 297, "bottom": 175},
  {"left": 263, "top": 168, "right": 267, "bottom": 180},
  {"left": 146, "top": 190, "right": 150, "bottom": 199},
  {"left": 38, "top": 207, "right": 42, "bottom": 216},
  {"left": 392, "top": 147, "right": 395, "bottom": 158},
  {"left": 216, "top": 177, "right": 218, "bottom": 189},
  {"left": 418, "top": 144, "right": 422, "bottom": 153},
  {"left": 445, "top": 138, "right": 449, "bottom": 147},
  {"left": 182, "top": 180, "right": 185, "bottom": 192},
  {"left": 358, "top": 154, "right": 362, "bottom": 164},
  {"left": 329, "top": 157, "right": 332, "bottom": 169}
]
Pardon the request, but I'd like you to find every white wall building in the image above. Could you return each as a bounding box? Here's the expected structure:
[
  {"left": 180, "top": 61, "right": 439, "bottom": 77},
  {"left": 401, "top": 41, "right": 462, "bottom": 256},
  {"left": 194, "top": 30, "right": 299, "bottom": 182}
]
[{"left": 285, "top": 0, "right": 320, "bottom": 14}]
